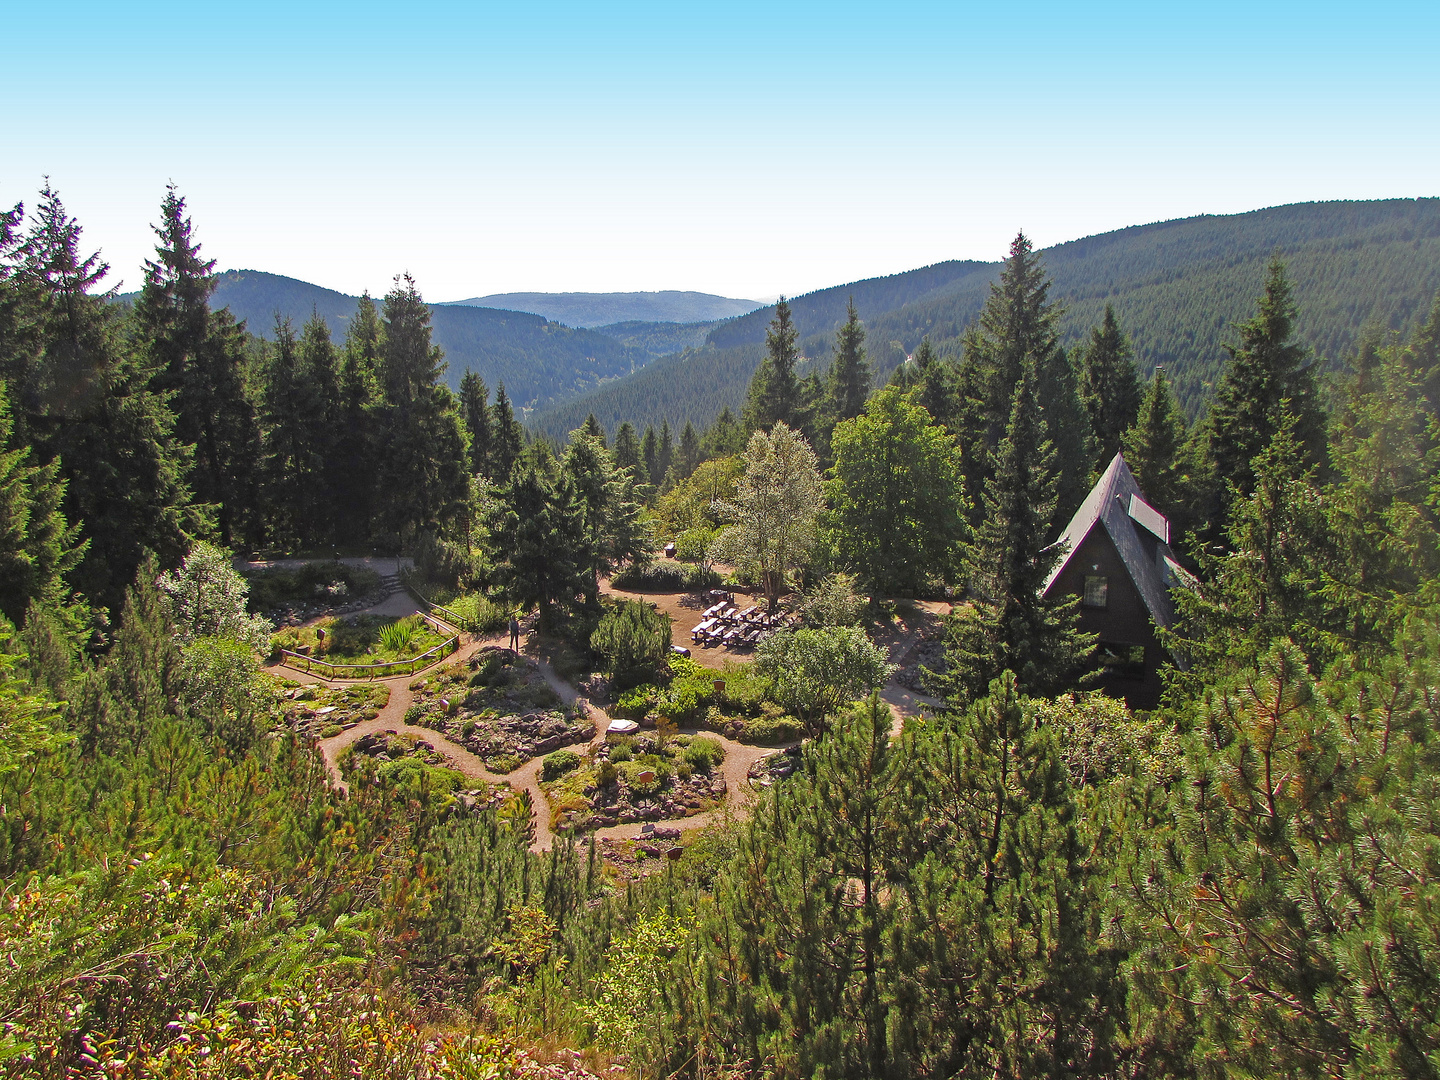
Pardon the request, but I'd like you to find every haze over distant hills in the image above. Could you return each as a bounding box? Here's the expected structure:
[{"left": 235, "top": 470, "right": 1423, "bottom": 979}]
[
  {"left": 182, "top": 270, "right": 654, "bottom": 411},
  {"left": 441, "top": 290, "right": 762, "bottom": 328},
  {"left": 536, "top": 199, "right": 1440, "bottom": 437}
]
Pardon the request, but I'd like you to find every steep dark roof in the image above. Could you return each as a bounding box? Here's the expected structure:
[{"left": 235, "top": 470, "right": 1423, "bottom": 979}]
[{"left": 1042, "top": 453, "right": 1190, "bottom": 630}]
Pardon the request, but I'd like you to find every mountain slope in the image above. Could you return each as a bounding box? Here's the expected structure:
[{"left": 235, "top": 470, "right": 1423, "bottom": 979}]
[
  {"left": 199, "top": 270, "right": 653, "bottom": 410},
  {"left": 534, "top": 199, "right": 1440, "bottom": 435},
  {"left": 442, "top": 290, "right": 761, "bottom": 327}
]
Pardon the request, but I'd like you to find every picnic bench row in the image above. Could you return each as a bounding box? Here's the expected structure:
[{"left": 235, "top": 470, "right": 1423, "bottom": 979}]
[{"left": 691, "top": 602, "right": 798, "bottom": 648}]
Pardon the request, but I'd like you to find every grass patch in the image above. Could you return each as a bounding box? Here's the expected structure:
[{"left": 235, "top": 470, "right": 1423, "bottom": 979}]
[{"left": 272, "top": 614, "right": 448, "bottom": 666}]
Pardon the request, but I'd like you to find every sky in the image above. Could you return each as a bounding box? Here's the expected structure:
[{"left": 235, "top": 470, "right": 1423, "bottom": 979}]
[{"left": 5, "top": 1, "right": 1438, "bottom": 303}]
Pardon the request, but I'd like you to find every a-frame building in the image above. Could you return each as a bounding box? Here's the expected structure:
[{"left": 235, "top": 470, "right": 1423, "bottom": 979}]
[{"left": 1042, "top": 453, "right": 1190, "bottom": 708}]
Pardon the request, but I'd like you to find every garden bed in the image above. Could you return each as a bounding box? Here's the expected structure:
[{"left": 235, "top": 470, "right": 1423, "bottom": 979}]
[
  {"left": 539, "top": 731, "right": 728, "bottom": 834},
  {"left": 404, "top": 648, "right": 592, "bottom": 773},
  {"left": 272, "top": 614, "right": 456, "bottom": 677},
  {"left": 276, "top": 682, "right": 389, "bottom": 739},
  {"left": 610, "top": 657, "right": 806, "bottom": 745},
  {"left": 339, "top": 730, "right": 508, "bottom": 812}
]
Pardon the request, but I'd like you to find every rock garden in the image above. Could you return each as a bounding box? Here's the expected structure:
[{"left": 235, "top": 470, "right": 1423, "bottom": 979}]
[
  {"left": 338, "top": 730, "right": 508, "bottom": 813},
  {"left": 275, "top": 681, "right": 389, "bottom": 739},
  {"left": 404, "top": 647, "right": 592, "bottom": 773},
  {"left": 609, "top": 655, "right": 806, "bottom": 745},
  {"left": 244, "top": 561, "right": 387, "bottom": 626},
  {"left": 539, "top": 731, "right": 728, "bottom": 834}
]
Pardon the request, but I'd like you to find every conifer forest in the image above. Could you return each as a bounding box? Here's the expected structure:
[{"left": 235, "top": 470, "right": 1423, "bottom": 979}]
[{"left": 7, "top": 179, "right": 1440, "bottom": 1080}]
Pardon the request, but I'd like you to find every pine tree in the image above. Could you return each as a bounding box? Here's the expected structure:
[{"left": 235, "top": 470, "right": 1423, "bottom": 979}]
[
  {"left": 944, "top": 362, "right": 1094, "bottom": 699},
  {"left": 458, "top": 371, "right": 491, "bottom": 476},
  {"left": 132, "top": 186, "right": 261, "bottom": 546},
  {"left": 489, "top": 383, "right": 523, "bottom": 481},
  {"left": 1204, "top": 258, "right": 1327, "bottom": 511},
  {"left": 1077, "top": 304, "right": 1142, "bottom": 466},
  {"left": 1402, "top": 290, "right": 1440, "bottom": 411},
  {"left": 826, "top": 297, "right": 871, "bottom": 424},
  {"left": 743, "top": 298, "right": 804, "bottom": 432}
]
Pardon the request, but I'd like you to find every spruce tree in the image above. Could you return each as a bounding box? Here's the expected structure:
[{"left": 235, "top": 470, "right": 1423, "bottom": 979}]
[
  {"left": 743, "top": 298, "right": 804, "bottom": 432},
  {"left": 562, "top": 428, "right": 646, "bottom": 603},
  {"left": 1204, "top": 258, "right": 1327, "bottom": 510},
  {"left": 1402, "top": 290, "right": 1440, "bottom": 411},
  {"left": 488, "top": 465, "right": 585, "bottom": 631},
  {"left": 333, "top": 294, "right": 381, "bottom": 537},
  {"left": 489, "top": 383, "right": 523, "bottom": 481},
  {"left": 612, "top": 421, "right": 643, "bottom": 479},
  {"left": 0, "top": 381, "right": 84, "bottom": 626},
  {"left": 581, "top": 413, "right": 606, "bottom": 446},
  {"left": 14, "top": 184, "right": 197, "bottom": 613},
  {"left": 944, "top": 362, "right": 1094, "bottom": 699},
  {"left": 702, "top": 406, "right": 745, "bottom": 458},
  {"left": 656, "top": 420, "right": 674, "bottom": 487},
  {"left": 132, "top": 186, "right": 260, "bottom": 547},
  {"left": 677, "top": 421, "right": 701, "bottom": 479},
  {"left": 826, "top": 297, "right": 871, "bottom": 424},
  {"left": 912, "top": 336, "right": 956, "bottom": 425},
  {"left": 1122, "top": 368, "right": 1192, "bottom": 524},
  {"left": 258, "top": 318, "right": 321, "bottom": 547},
  {"left": 1077, "top": 303, "right": 1142, "bottom": 465},
  {"left": 373, "top": 275, "right": 469, "bottom": 543},
  {"left": 640, "top": 425, "right": 659, "bottom": 488},
  {"left": 458, "top": 371, "right": 491, "bottom": 476}
]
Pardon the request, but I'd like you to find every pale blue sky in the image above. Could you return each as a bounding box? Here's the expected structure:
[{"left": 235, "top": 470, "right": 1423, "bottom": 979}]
[{"left": 6, "top": 1, "right": 1437, "bottom": 302}]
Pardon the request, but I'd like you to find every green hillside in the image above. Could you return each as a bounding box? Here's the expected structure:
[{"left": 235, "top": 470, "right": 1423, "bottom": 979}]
[
  {"left": 443, "top": 289, "right": 761, "bottom": 327},
  {"left": 591, "top": 318, "right": 720, "bottom": 355},
  {"left": 196, "top": 270, "right": 655, "bottom": 409},
  {"left": 535, "top": 199, "right": 1440, "bottom": 435}
]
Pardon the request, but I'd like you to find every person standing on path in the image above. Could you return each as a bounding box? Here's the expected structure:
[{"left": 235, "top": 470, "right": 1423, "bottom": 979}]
[{"left": 509, "top": 614, "right": 520, "bottom": 651}]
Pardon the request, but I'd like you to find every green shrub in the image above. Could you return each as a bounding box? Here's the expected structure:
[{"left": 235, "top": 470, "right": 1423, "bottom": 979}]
[
  {"left": 447, "top": 593, "right": 508, "bottom": 632},
  {"left": 319, "top": 723, "right": 343, "bottom": 739},
  {"left": 460, "top": 719, "right": 477, "bottom": 738},
  {"left": 673, "top": 527, "right": 716, "bottom": 563},
  {"left": 596, "top": 760, "right": 618, "bottom": 786},
  {"left": 541, "top": 749, "right": 582, "bottom": 782},
  {"left": 684, "top": 736, "right": 725, "bottom": 773},
  {"left": 615, "top": 685, "right": 660, "bottom": 720},
  {"left": 612, "top": 560, "right": 689, "bottom": 591},
  {"left": 590, "top": 600, "right": 672, "bottom": 689},
  {"left": 742, "top": 714, "right": 806, "bottom": 744},
  {"left": 486, "top": 753, "right": 522, "bottom": 774},
  {"left": 608, "top": 740, "right": 634, "bottom": 763},
  {"left": 657, "top": 682, "right": 705, "bottom": 723}
]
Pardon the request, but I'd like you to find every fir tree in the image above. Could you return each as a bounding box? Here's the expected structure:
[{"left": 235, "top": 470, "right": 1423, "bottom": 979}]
[
  {"left": 333, "top": 293, "right": 381, "bottom": 536},
  {"left": 1077, "top": 303, "right": 1142, "bottom": 466},
  {"left": 656, "top": 420, "right": 674, "bottom": 488},
  {"left": 562, "top": 427, "right": 647, "bottom": 603},
  {"left": 258, "top": 318, "right": 322, "bottom": 547},
  {"left": 488, "top": 465, "right": 585, "bottom": 631},
  {"left": 1204, "top": 258, "right": 1327, "bottom": 511},
  {"left": 1401, "top": 289, "right": 1440, "bottom": 411},
  {"left": 944, "top": 362, "right": 1094, "bottom": 699},
  {"left": 702, "top": 406, "right": 745, "bottom": 458},
  {"left": 826, "top": 297, "right": 871, "bottom": 424},
  {"left": 458, "top": 371, "right": 491, "bottom": 476},
  {"left": 743, "top": 298, "right": 804, "bottom": 432},
  {"left": 581, "top": 413, "right": 605, "bottom": 446},
  {"left": 911, "top": 335, "right": 956, "bottom": 425}
]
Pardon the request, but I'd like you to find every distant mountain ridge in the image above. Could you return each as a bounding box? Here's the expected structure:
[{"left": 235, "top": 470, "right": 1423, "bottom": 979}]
[
  {"left": 441, "top": 290, "right": 761, "bottom": 328},
  {"left": 182, "top": 270, "right": 654, "bottom": 411},
  {"left": 535, "top": 199, "right": 1440, "bottom": 437}
]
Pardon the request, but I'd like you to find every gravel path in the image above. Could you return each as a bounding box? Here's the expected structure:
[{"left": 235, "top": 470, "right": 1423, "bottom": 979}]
[{"left": 272, "top": 603, "right": 780, "bottom": 852}]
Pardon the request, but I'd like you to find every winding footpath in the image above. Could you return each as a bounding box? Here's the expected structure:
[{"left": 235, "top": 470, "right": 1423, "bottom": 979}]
[{"left": 269, "top": 612, "right": 778, "bottom": 853}]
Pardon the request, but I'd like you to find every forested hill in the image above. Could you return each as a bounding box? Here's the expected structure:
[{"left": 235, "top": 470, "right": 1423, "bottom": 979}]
[
  {"left": 165, "top": 269, "right": 655, "bottom": 410},
  {"left": 534, "top": 199, "right": 1440, "bottom": 436},
  {"left": 442, "top": 289, "right": 762, "bottom": 327}
]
